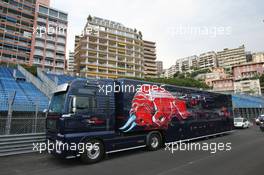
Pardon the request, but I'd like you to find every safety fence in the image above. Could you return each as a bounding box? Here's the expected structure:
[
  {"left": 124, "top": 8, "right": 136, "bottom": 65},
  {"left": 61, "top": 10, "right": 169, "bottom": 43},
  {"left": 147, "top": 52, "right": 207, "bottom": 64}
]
[
  {"left": 0, "top": 133, "right": 46, "bottom": 156},
  {"left": 0, "top": 112, "right": 46, "bottom": 135}
]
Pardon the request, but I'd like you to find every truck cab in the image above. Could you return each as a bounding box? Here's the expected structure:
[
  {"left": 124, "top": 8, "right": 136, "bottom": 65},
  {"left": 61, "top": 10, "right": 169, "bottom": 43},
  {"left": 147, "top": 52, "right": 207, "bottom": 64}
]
[{"left": 46, "top": 79, "right": 151, "bottom": 163}]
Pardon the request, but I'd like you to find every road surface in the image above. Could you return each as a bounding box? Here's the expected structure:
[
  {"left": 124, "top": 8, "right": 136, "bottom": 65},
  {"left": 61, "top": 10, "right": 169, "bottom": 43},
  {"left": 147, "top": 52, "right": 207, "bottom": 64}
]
[{"left": 0, "top": 127, "right": 263, "bottom": 175}]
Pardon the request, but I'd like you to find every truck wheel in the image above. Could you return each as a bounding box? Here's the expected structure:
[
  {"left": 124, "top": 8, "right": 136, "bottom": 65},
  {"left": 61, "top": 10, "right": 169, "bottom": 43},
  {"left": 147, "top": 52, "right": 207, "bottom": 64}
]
[
  {"left": 146, "top": 132, "right": 162, "bottom": 151},
  {"left": 80, "top": 139, "right": 105, "bottom": 164}
]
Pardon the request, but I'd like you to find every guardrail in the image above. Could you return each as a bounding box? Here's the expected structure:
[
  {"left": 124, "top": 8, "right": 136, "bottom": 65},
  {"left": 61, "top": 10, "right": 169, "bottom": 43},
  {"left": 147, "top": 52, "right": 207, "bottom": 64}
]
[{"left": 0, "top": 133, "right": 46, "bottom": 157}]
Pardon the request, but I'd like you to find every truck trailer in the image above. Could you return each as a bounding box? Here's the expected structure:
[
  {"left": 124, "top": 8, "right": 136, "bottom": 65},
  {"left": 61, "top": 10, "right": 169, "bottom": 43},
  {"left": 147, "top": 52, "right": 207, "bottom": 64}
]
[{"left": 46, "top": 78, "right": 234, "bottom": 163}]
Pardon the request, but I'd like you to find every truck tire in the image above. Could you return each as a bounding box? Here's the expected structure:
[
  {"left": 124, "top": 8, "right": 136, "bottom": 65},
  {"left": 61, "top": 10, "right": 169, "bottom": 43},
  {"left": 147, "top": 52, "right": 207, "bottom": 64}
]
[
  {"left": 146, "top": 132, "right": 162, "bottom": 151},
  {"left": 80, "top": 139, "right": 105, "bottom": 164}
]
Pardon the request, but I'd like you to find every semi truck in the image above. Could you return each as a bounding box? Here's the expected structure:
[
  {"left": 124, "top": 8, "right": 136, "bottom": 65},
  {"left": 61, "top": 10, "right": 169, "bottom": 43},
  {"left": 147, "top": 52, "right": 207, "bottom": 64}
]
[{"left": 46, "top": 78, "right": 234, "bottom": 163}]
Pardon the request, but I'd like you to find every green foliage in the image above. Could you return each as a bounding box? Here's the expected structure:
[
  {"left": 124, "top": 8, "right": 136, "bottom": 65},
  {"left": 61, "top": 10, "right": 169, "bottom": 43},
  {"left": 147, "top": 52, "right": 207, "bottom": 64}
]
[
  {"left": 0, "top": 62, "right": 17, "bottom": 68},
  {"left": 259, "top": 74, "right": 264, "bottom": 87},
  {"left": 173, "top": 68, "right": 211, "bottom": 79},
  {"left": 22, "top": 65, "right": 37, "bottom": 76},
  {"left": 146, "top": 78, "right": 209, "bottom": 89},
  {"left": 126, "top": 76, "right": 210, "bottom": 89},
  {"left": 190, "top": 68, "right": 211, "bottom": 78}
]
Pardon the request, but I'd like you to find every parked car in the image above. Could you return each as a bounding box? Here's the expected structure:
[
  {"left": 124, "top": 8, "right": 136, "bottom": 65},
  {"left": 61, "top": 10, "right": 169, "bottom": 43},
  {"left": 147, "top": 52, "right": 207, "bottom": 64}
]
[
  {"left": 256, "top": 115, "right": 264, "bottom": 125},
  {"left": 234, "top": 117, "right": 250, "bottom": 128},
  {"left": 259, "top": 116, "right": 264, "bottom": 132},
  {"left": 255, "top": 115, "right": 263, "bottom": 125}
]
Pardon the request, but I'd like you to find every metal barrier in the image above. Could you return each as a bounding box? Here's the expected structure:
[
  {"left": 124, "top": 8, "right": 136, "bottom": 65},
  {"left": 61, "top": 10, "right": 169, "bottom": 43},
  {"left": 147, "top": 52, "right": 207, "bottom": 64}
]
[
  {"left": 0, "top": 112, "right": 46, "bottom": 135},
  {"left": 0, "top": 133, "right": 46, "bottom": 156}
]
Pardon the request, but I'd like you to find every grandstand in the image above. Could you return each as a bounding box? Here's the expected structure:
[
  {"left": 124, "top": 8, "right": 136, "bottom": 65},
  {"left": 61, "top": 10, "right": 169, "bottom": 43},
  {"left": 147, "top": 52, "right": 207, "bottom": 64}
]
[
  {"left": 231, "top": 94, "right": 264, "bottom": 119},
  {"left": 0, "top": 67, "right": 49, "bottom": 112},
  {"left": 45, "top": 72, "right": 76, "bottom": 85},
  {"left": 232, "top": 94, "right": 264, "bottom": 109}
]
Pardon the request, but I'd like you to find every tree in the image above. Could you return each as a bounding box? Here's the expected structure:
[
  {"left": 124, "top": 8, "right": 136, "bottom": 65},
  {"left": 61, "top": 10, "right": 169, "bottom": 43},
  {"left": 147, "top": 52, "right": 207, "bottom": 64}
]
[{"left": 87, "top": 15, "right": 92, "bottom": 21}]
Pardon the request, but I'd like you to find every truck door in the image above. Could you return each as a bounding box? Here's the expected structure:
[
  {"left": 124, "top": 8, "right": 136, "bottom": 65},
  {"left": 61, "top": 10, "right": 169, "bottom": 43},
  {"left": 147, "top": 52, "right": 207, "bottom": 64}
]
[{"left": 64, "top": 94, "right": 108, "bottom": 133}]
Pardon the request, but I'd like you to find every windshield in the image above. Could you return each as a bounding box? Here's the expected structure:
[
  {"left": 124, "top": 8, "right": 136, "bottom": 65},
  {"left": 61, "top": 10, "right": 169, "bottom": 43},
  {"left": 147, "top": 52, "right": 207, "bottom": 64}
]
[
  {"left": 49, "top": 92, "right": 66, "bottom": 113},
  {"left": 234, "top": 118, "right": 243, "bottom": 122}
]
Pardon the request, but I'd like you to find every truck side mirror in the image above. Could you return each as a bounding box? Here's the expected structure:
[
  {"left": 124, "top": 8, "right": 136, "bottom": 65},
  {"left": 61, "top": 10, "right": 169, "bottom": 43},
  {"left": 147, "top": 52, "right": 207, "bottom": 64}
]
[{"left": 70, "top": 96, "right": 77, "bottom": 114}]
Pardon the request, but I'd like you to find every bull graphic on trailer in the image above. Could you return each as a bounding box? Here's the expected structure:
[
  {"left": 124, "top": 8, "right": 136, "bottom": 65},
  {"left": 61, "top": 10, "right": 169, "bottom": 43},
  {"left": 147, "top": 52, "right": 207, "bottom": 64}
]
[{"left": 120, "top": 84, "right": 190, "bottom": 132}]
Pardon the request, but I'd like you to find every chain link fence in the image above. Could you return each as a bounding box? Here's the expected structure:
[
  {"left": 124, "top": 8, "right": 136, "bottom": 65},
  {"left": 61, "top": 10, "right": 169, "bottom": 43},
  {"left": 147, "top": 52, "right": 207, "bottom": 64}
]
[
  {"left": 0, "top": 112, "right": 46, "bottom": 135},
  {"left": 0, "top": 88, "right": 48, "bottom": 135}
]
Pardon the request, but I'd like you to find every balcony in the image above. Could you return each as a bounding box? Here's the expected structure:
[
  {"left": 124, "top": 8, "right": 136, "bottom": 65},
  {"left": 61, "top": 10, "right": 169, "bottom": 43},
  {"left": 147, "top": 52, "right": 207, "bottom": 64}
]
[
  {"left": 46, "top": 52, "right": 55, "bottom": 58},
  {"left": 126, "top": 73, "right": 135, "bottom": 77},
  {"left": 56, "top": 56, "right": 65, "bottom": 61},
  {"left": 37, "top": 18, "right": 46, "bottom": 23},
  {"left": 34, "top": 50, "right": 44, "bottom": 56},
  {"left": 35, "top": 41, "right": 45, "bottom": 48},
  {"left": 46, "top": 44, "right": 55, "bottom": 50},
  {"left": 56, "top": 47, "right": 65, "bottom": 52},
  {"left": 55, "top": 64, "right": 64, "bottom": 68},
  {"left": 57, "top": 38, "right": 66, "bottom": 44}
]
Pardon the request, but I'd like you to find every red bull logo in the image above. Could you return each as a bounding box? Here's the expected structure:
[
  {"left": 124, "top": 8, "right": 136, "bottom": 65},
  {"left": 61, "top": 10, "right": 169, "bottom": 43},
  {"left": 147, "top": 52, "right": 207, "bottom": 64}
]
[{"left": 120, "top": 84, "right": 190, "bottom": 132}]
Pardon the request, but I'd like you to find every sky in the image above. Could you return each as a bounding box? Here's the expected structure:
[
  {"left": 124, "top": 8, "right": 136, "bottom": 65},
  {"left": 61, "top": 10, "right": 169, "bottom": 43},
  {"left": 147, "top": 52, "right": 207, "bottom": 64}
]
[{"left": 51, "top": 0, "right": 264, "bottom": 69}]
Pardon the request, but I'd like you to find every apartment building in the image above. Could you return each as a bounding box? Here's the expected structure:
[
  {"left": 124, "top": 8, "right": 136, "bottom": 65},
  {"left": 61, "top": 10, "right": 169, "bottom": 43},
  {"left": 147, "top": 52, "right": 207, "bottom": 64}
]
[
  {"left": 75, "top": 16, "right": 144, "bottom": 78},
  {"left": 175, "top": 55, "right": 198, "bottom": 72},
  {"left": 0, "top": 0, "right": 68, "bottom": 73},
  {"left": 0, "top": 0, "right": 36, "bottom": 65},
  {"left": 195, "top": 67, "right": 227, "bottom": 87},
  {"left": 167, "top": 65, "right": 177, "bottom": 78},
  {"left": 74, "top": 35, "right": 80, "bottom": 49},
  {"left": 212, "top": 78, "right": 234, "bottom": 93},
  {"left": 198, "top": 51, "right": 217, "bottom": 69},
  {"left": 31, "top": 0, "right": 68, "bottom": 73},
  {"left": 252, "top": 52, "right": 264, "bottom": 63},
  {"left": 234, "top": 79, "right": 261, "bottom": 95},
  {"left": 156, "top": 61, "right": 163, "bottom": 77},
  {"left": 143, "top": 40, "right": 157, "bottom": 78},
  {"left": 67, "top": 51, "right": 75, "bottom": 74},
  {"left": 216, "top": 45, "right": 247, "bottom": 73},
  {"left": 232, "top": 62, "right": 264, "bottom": 81}
]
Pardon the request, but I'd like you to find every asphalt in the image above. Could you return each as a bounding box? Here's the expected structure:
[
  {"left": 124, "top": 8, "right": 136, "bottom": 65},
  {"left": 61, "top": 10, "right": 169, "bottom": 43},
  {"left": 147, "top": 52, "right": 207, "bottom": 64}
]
[{"left": 0, "top": 126, "right": 263, "bottom": 175}]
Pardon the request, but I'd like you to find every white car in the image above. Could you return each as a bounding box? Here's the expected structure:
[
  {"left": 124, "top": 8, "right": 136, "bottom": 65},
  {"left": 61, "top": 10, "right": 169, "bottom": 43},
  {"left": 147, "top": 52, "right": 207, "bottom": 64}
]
[{"left": 234, "top": 118, "right": 250, "bottom": 128}]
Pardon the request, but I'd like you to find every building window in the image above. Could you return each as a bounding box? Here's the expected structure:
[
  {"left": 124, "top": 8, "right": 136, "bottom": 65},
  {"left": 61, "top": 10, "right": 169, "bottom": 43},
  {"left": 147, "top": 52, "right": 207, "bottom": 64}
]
[
  {"left": 49, "top": 9, "right": 58, "bottom": 18},
  {"left": 59, "top": 12, "right": 67, "bottom": 20},
  {"left": 39, "top": 6, "right": 48, "bottom": 14}
]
